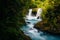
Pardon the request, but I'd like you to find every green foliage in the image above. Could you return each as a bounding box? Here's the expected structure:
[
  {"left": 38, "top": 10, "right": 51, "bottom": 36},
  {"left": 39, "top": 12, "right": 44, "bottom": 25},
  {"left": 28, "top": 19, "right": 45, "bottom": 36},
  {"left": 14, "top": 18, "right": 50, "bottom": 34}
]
[
  {"left": 40, "top": 0, "right": 60, "bottom": 33},
  {"left": 34, "top": 0, "right": 60, "bottom": 34}
]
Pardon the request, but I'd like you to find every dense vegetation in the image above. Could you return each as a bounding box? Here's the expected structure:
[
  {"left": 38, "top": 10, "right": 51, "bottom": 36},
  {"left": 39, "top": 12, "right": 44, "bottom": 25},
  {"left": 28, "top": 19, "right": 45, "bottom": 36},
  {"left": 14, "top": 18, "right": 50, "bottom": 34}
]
[
  {"left": 0, "top": 0, "right": 31, "bottom": 40},
  {"left": 34, "top": 0, "right": 60, "bottom": 34}
]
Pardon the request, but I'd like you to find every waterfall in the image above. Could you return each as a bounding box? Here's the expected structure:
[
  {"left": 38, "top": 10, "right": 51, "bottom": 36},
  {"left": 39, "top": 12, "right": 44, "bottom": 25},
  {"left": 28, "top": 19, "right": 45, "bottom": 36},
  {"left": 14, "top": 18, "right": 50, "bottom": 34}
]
[
  {"left": 26, "top": 9, "right": 33, "bottom": 20},
  {"left": 36, "top": 8, "right": 42, "bottom": 18},
  {"left": 28, "top": 9, "right": 32, "bottom": 17},
  {"left": 21, "top": 8, "right": 45, "bottom": 40},
  {"left": 26, "top": 8, "right": 42, "bottom": 20}
]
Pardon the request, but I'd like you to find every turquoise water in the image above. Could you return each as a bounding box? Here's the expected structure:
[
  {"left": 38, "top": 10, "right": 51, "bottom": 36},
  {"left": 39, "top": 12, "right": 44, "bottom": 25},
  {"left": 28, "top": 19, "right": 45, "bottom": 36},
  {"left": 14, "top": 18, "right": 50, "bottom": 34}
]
[{"left": 21, "top": 19, "right": 60, "bottom": 40}]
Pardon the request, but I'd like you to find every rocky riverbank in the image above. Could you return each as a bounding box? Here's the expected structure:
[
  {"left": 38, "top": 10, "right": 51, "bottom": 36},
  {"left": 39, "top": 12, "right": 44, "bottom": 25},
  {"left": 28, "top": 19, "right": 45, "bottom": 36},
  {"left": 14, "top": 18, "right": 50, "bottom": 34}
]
[{"left": 34, "top": 20, "right": 60, "bottom": 35}]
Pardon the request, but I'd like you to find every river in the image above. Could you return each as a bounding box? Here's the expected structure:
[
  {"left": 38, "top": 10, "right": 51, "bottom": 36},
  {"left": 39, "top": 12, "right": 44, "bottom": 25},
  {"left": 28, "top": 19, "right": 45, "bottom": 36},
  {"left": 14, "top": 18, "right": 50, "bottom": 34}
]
[{"left": 21, "top": 8, "right": 60, "bottom": 40}]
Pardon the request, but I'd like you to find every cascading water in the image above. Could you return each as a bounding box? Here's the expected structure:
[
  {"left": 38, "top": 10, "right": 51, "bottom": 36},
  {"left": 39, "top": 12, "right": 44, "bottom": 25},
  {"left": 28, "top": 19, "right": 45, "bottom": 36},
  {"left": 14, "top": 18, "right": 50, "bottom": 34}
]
[
  {"left": 26, "top": 8, "right": 42, "bottom": 20},
  {"left": 21, "top": 8, "right": 60, "bottom": 40},
  {"left": 26, "top": 9, "right": 33, "bottom": 20},
  {"left": 28, "top": 9, "right": 32, "bottom": 17},
  {"left": 36, "top": 8, "right": 42, "bottom": 18}
]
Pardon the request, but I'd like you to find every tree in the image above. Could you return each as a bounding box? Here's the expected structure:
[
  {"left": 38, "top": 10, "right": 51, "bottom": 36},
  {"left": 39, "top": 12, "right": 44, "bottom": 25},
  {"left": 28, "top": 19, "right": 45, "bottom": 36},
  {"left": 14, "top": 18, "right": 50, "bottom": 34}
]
[{"left": 0, "top": 0, "right": 31, "bottom": 40}]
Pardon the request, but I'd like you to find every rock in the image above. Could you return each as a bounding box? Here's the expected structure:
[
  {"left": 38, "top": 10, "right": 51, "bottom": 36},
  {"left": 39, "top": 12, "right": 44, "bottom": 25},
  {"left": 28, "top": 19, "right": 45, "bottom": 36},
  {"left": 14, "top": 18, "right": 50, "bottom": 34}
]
[
  {"left": 34, "top": 20, "right": 60, "bottom": 35},
  {"left": 37, "top": 16, "right": 39, "bottom": 19},
  {"left": 27, "top": 22, "right": 31, "bottom": 24}
]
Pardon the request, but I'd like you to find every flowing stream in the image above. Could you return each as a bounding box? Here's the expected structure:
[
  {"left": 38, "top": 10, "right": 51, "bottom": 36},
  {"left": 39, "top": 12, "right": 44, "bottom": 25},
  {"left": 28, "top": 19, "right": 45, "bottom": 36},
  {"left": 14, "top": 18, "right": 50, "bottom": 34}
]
[{"left": 21, "top": 8, "right": 60, "bottom": 40}]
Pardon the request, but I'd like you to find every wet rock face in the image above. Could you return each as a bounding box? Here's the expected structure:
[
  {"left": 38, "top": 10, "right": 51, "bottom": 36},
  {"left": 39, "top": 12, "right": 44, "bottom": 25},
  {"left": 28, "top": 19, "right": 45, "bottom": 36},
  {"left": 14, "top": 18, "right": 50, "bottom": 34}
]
[
  {"left": 37, "top": 16, "right": 39, "bottom": 19},
  {"left": 27, "top": 22, "right": 31, "bottom": 24},
  {"left": 32, "top": 11, "right": 37, "bottom": 16}
]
